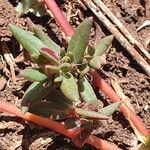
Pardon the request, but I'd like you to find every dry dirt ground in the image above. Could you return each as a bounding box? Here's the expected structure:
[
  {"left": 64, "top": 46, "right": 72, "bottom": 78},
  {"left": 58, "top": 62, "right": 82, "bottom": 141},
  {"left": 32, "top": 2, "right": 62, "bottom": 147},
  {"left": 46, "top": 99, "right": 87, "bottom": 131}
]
[{"left": 0, "top": 0, "right": 150, "bottom": 150}]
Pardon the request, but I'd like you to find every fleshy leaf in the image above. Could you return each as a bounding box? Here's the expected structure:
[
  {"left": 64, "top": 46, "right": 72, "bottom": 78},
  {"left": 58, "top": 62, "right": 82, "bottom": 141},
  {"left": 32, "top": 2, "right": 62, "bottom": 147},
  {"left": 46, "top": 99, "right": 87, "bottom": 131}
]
[
  {"left": 40, "top": 48, "right": 60, "bottom": 65},
  {"left": 21, "top": 81, "right": 52, "bottom": 110},
  {"left": 94, "top": 35, "right": 114, "bottom": 56},
  {"left": 89, "top": 56, "right": 101, "bottom": 69},
  {"left": 29, "top": 89, "right": 73, "bottom": 120},
  {"left": 89, "top": 35, "right": 114, "bottom": 69},
  {"left": 44, "top": 65, "right": 60, "bottom": 76},
  {"left": 60, "top": 63, "right": 71, "bottom": 73},
  {"left": 66, "top": 52, "right": 75, "bottom": 63},
  {"left": 28, "top": 101, "right": 69, "bottom": 120},
  {"left": 60, "top": 73, "right": 79, "bottom": 102},
  {"left": 67, "top": 18, "right": 93, "bottom": 63},
  {"left": 9, "top": 24, "right": 48, "bottom": 62},
  {"left": 22, "top": 68, "right": 47, "bottom": 82},
  {"left": 45, "top": 88, "right": 72, "bottom": 107},
  {"left": 32, "top": 25, "right": 60, "bottom": 53},
  {"left": 79, "top": 77, "right": 97, "bottom": 102},
  {"left": 99, "top": 101, "right": 120, "bottom": 116},
  {"left": 87, "top": 44, "right": 95, "bottom": 56},
  {"left": 60, "top": 48, "right": 66, "bottom": 58},
  {"left": 75, "top": 108, "right": 108, "bottom": 119},
  {"left": 54, "top": 76, "right": 63, "bottom": 82}
]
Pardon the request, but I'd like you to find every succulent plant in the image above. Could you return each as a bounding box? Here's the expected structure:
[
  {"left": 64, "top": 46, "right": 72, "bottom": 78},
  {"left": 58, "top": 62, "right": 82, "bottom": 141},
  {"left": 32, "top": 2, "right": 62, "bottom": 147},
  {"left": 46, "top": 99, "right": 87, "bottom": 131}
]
[{"left": 10, "top": 17, "right": 119, "bottom": 144}]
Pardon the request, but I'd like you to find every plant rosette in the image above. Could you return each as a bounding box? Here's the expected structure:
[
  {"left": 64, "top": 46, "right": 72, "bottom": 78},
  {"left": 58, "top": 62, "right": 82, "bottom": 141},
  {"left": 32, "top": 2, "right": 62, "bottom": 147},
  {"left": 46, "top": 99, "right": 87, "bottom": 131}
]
[{"left": 9, "top": 17, "right": 120, "bottom": 147}]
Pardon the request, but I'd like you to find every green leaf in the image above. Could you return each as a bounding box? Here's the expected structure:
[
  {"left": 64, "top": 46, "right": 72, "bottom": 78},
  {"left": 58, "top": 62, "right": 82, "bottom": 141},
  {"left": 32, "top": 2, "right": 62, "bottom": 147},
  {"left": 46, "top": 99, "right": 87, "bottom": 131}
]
[
  {"left": 67, "top": 18, "right": 93, "bottom": 63},
  {"left": 22, "top": 68, "right": 47, "bottom": 82},
  {"left": 79, "top": 77, "right": 97, "bottom": 102},
  {"left": 29, "top": 89, "right": 73, "bottom": 120},
  {"left": 89, "top": 35, "right": 114, "bottom": 69},
  {"left": 60, "top": 63, "right": 71, "bottom": 73},
  {"left": 28, "top": 101, "right": 69, "bottom": 120},
  {"left": 60, "top": 48, "right": 66, "bottom": 58},
  {"left": 94, "top": 35, "right": 114, "bottom": 57},
  {"left": 44, "top": 65, "right": 60, "bottom": 75},
  {"left": 45, "top": 88, "right": 72, "bottom": 105},
  {"left": 60, "top": 73, "right": 79, "bottom": 102},
  {"left": 9, "top": 24, "right": 48, "bottom": 62},
  {"left": 75, "top": 108, "right": 108, "bottom": 119},
  {"left": 99, "top": 101, "right": 120, "bottom": 116},
  {"left": 21, "top": 81, "right": 52, "bottom": 109},
  {"left": 33, "top": 26, "right": 60, "bottom": 53},
  {"left": 89, "top": 56, "right": 101, "bottom": 69},
  {"left": 87, "top": 44, "right": 95, "bottom": 56},
  {"left": 40, "top": 48, "right": 60, "bottom": 65},
  {"left": 54, "top": 76, "right": 63, "bottom": 83}
]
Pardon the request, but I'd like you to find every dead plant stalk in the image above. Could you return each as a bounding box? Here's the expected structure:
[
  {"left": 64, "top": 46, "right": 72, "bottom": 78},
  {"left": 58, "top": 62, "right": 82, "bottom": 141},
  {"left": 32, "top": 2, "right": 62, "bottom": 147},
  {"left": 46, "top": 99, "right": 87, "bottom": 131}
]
[{"left": 93, "top": 0, "right": 150, "bottom": 63}]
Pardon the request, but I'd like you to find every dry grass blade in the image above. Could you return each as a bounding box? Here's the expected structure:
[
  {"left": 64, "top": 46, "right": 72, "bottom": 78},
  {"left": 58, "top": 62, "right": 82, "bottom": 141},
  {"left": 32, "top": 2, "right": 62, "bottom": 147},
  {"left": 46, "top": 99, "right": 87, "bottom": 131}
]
[
  {"left": 111, "top": 77, "right": 135, "bottom": 112},
  {"left": 81, "top": 0, "right": 150, "bottom": 77}
]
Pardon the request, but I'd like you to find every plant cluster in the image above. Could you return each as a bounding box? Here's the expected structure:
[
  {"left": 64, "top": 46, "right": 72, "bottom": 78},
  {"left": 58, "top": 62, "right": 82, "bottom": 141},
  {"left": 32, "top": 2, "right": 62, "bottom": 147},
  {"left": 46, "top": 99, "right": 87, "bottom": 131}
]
[{"left": 10, "top": 17, "right": 120, "bottom": 146}]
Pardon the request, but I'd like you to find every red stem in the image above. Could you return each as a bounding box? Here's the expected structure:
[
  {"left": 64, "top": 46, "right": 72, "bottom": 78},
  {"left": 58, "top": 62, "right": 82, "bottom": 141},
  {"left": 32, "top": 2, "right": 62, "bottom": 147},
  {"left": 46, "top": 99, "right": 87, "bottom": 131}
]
[
  {"left": 89, "top": 69, "right": 150, "bottom": 136},
  {"left": 0, "top": 100, "right": 121, "bottom": 150},
  {"left": 44, "top": 0, "right": 74, "bottom": 37}
]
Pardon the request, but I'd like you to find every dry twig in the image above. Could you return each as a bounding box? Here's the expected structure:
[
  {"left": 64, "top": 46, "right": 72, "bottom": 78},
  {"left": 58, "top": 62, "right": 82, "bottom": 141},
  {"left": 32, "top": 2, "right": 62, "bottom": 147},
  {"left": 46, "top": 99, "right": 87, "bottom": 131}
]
[
  {"left": 93, "top": 0, "right": 150, "bottom": 63},
  {"left": 81, "top": 0, "right": 150, "bottom": 77}
]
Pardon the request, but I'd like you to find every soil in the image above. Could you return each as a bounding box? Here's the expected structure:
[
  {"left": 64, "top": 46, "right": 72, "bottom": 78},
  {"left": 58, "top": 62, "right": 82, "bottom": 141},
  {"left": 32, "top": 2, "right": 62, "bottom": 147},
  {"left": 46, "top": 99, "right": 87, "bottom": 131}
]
[{"left": 0, "top": 0, "right": 150, "bottom": 150}]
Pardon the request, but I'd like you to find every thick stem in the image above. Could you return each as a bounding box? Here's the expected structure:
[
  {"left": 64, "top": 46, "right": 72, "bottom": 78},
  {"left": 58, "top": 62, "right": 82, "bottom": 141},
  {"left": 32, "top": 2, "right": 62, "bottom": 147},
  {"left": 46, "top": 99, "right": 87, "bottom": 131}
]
[
  {"left": 44, "top": 0, "right": 74, "bottom": 37},
  {"left": 0, "top": 100, "right": 121, "bottom": 150},
  {"left": 89, "top": 69, "right": 149, "bottom": 136}
]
